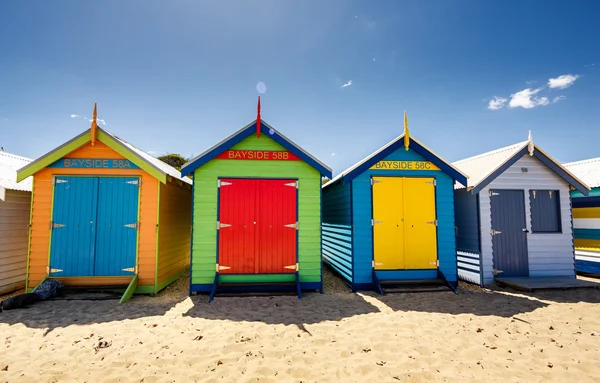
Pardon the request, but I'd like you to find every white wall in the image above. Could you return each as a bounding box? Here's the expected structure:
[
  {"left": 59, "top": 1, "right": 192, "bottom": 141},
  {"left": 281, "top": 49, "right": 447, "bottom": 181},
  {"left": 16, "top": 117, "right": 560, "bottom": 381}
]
[
  {"left": 0, "top": 190, "right": 31, "bottom": 294},
  {"left": 479, "top": 154, "right": 575, "bottom": 285}
]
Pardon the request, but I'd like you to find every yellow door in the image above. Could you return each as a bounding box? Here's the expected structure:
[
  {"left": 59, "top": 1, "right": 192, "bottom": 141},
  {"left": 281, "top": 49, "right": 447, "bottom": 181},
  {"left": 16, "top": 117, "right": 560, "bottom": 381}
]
[
  {"left": 372, "top": 177, "right": 404, "bottom": 270},
  {"left": 403, "top": 178, "right": 438, "bottom": 269}
]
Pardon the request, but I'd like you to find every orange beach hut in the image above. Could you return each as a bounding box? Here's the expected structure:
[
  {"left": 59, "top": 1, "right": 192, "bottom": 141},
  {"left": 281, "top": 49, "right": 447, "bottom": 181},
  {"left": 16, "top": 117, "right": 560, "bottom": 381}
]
[{"left": 16, "top": 105, "right": 192, "bottom": 302}]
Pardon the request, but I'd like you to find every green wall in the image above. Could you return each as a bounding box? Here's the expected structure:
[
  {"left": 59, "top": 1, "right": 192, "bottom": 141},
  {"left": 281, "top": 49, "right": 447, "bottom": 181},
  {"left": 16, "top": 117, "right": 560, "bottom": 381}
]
[{"left": 191, "top": 134, "right": 322, "bottom": 286}]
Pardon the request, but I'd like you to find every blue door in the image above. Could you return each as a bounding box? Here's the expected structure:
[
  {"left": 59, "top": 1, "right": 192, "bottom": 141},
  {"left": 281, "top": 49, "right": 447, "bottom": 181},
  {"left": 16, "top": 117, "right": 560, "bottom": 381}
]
[
  {"left": 50, "top": 177, "right": 99, "bottom": 277},
  {"left": 490, "top": 189, "right": 529, "bottom": 277},
  {"left": 94, "top": 177, "right": 139, "bottom": 276},
  {"left": 49, "top": 176, "right": 139, "bottom": 277}
]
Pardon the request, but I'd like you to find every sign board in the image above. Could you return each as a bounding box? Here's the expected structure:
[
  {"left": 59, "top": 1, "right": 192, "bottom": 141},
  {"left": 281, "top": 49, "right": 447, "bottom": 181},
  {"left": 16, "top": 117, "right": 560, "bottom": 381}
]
[
  {"left": 50, "top": 158, "right": 140, "bottom": 169},
  {"left": 370, "top": 161, "right": 439, "bottom": 171},
  {"left": 216, "top": 150, "right": 300, "bottom": 161}
]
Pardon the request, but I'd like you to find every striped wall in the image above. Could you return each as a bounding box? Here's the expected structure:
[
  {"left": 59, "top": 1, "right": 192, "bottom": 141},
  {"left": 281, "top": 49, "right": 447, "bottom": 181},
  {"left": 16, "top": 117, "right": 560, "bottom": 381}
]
[
  {"left": 322, "top": 180, "right": 352, "bottom": 284},
  {"left": 479, "top": 154, "right": 575, "bottom": 285},
  {"left": 454, "top": 188, "right": 482, "bottom": 284},
  {"left": 571, "top": 187, "right": 600, "bottom": 274},
  {"left": 0, "top": 190, "right": 30, "bottom": 294},
  {"left": 350, "top": 147, "right": 458, "bottom": 286},
  {"left": 190, "top": 134, "right": 322, "bottom": 291}
]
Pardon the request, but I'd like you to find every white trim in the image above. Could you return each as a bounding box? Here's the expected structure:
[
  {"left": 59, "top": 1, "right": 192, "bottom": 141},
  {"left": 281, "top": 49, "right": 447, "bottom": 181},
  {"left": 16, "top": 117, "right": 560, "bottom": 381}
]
[
  {"left": 575, "top": 250, "right": 600, "bottom": 257},
  {"left": 573, "top": 218, "right": 600, "bottom": 230},
  {"left": 0, "top": 186, "right": 5, "bottom": 201}
]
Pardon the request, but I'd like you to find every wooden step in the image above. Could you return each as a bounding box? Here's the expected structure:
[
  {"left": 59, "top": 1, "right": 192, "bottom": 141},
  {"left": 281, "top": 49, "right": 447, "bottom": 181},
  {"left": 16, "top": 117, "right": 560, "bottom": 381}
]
[
  {"left": 383, "top": 285, "right": 451, "bottom": 294},
  {"left": 217, "top": 282, "right": 297, "bottom": 288},
  {"left": 379, "top": 278, "right": 446, "bottom": 287},
  {"left": 215, "top": 291, "right": 298, "bottom": 298}
]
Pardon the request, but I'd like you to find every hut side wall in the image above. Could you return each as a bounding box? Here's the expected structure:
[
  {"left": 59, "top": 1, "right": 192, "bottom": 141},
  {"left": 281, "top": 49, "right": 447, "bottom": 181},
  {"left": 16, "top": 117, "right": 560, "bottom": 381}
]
[
  {"left": 479, "top": 154, "right": 575, "bottom": 285},
  {"left": 0, "top": 190, "right": 30, "bottom": 294},
  {"left": 322, "top": 180, "right": 353, "bottom": 284},
  {"left": 27, "top": 141, "right": 159, "bottom": 290},
  {"left": 191, "top": 135, "right": 322, "bottom": 291},
  {"left": 351, "top": 147, "right": 458, "bottom": 286},
  {"left": 157, "top": 178, "right": 192, "bottom": 292},
  {"left": 454, "top": 188, "right": 482, "bottom": 285},
  {"left": 571, "top": 187, "right": 600, "bottom": 273}
]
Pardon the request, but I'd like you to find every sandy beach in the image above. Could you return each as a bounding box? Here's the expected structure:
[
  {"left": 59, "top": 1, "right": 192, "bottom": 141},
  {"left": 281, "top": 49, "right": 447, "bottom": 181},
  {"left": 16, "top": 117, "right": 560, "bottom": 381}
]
[{"left": 1, "top": 269, "right": 600, "bottom": 383}]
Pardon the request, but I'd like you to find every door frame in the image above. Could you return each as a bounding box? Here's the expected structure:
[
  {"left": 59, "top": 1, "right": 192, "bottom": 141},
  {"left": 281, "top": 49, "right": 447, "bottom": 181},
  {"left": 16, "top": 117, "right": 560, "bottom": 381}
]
[
  {"left": 47, "top": 175, "right": 142, "bottom": 278},
  {"left": 489, "top": 188, "right": 529, "bottom": 278},
  {"left": 370, "top": 175, "right": 440, "bottom": 271},
  {"left": 215, "top": 177, "right": 299, "bottom": 275}
]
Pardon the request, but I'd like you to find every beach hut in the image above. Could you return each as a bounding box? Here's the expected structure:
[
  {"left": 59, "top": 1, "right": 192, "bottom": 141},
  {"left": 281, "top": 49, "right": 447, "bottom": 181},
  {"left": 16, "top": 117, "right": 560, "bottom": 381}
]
[
  {"left": 0, "top": 150, "right": 32, "bottom": 295},
  {"left": 16, "top": 105, "right": 192, "bottom": 302},
  {"left": 180, "top": 99, "right": 332, "bottom": 301},
  {"left": 321, "top": 113, "right": 468, "bottom": 293},
  {"left": 453, "top": 134, "right": 589, "bottom": 287},
  {"left": 564, "top": 158, "right": 600, "bottom": 274}
]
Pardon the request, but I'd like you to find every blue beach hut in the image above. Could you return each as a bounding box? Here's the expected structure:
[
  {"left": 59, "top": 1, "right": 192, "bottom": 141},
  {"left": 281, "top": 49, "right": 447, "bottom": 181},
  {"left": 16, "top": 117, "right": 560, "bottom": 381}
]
[{"left": 321, "top": 114, "right": 468, "bottom": 293}]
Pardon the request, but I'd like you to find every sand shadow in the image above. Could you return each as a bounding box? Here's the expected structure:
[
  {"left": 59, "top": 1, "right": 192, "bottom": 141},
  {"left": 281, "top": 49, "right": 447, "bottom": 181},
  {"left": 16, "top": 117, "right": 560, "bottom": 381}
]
[
  {"left": 493, "top": 281, "right": 600, "bottom": 304},
  {"left": 0, "top": 275, "right": 189, "bottom": 333}
]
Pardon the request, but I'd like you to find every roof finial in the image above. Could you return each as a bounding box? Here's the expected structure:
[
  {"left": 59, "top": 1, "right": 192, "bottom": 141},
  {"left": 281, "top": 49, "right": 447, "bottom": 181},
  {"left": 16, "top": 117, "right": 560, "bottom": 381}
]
[
  {"left": 256, "top": 96, "right": 261, "bottom": 138},
  {"left": 528, "top": 130, "right": 534, "bottom": 156},
  {"left": 90, "top": 102, "right": 98, "bottom": 146},
  {"left": 403, "top": 110, "right": 410, "bottom": 151}
]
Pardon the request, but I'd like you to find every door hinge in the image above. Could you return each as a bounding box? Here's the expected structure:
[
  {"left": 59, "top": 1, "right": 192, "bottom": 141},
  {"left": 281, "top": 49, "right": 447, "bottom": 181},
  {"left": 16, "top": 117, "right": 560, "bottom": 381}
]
[
  {"left": 126, "top": 179, "right": 140, "bottom": 186},
  {"left": 430, "top": 260, "right": 439, "bottom": 266},
  {"left": 371, "top": 178, "right": 382, "bottom": 185},
  {"left": 372, "top": 260, "right": 384, "bottom": 268},
  {"left": 490, "top": 190, "right": 500, "bottom": 197},
  {"left": 124, "top": 222, "right": 140, "bottom": 229},
  {"left": 52, "top": 178, "right": 68, "bottom": 185},
  {"left": 491, "top": 229, "right": 502, "bottom": 236},
  {"left": 284, "top": 263, "right": 299, "bottom": 271},
  {"left": 217, "top": 180, "right": 232, "bottom": 188},
  {"left": 49, "top": 221, "right": 65, "bottom": 229},
  {"left": 426, "top": 180, "right": 436, "bottom": 186},
  {"left": 493, "top": 269, "right": 504, "bottom": 276},
  {"left": 122, "top": 265, "right": 138, "bottom": 273},
  {"left": 216, "top": 221, "right": 232, "bottom": 230},
  {"left": 427, "top": 220, "right": 438, "bottom": 226},
  {"left": 371, "top": 219, "right": 382, "bottom": 226},
  {"left": 216, "top": 264, "right": 231, "bottom": 272},
  {"left": 284, "top": 181, "right": 298, "bottom": 188},
  {"left": 46, "top": 266, "right": 63, "bottom": 274},
  {"left": 284, "top": 222, "right": 299, "bottom": 230}
]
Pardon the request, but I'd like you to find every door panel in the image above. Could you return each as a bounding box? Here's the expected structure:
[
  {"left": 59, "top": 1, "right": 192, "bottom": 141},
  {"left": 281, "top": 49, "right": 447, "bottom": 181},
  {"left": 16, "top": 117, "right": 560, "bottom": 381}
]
[
  {"left": 94, "top": 177, "right": 139, "bottom": 276},
  {"left": 50, "top": 177, "right": 98, "bottom": 277},
  {"left": 373, "top": 177, "right": 405, "bottom": 270},
  {"left": 218, "top": 179, "right": 257, "bottom": 274},
  {"left": 256, "top": 180, "right": 297, "bottom": 273},
  {"left": 403, "top": 178, "right": 437, "bottom": 269},
  {"left": 490, "top": 190, "right": 529, "bottom": 277}
]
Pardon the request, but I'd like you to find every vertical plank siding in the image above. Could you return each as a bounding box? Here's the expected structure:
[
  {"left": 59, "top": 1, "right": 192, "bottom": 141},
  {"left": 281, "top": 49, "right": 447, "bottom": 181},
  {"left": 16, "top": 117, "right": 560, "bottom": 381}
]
[
  {"left": 191, "top": 135, "right": 321, "bottom": 290},
  {"left": 454, "top": 188, "right": 482, "bottom": 284},
  {"left": 571, "top": 187, "right": 600, "bottom": 273},
  {"left": 27, "top": 141, "right": 159, "bottom": 289},
  {"left": 478, "top": 154, "right": 575, "bottom": 285},
  {"left": 0, "top": 190, "right": 30, "bottom": 294},
  {"left": 157, "top": 178, "right": 192, "bottom": 290}
]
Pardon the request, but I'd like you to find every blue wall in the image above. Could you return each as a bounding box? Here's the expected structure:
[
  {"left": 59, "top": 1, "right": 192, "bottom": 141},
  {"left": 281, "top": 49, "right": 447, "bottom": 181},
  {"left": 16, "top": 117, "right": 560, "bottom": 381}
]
[
  {"left": 454, "top": 188, "right": 480, "bottom": 253},
  {"left": 322, "top": 181, "right": 353, "bottom": 284},
  {"left": 351, "top": 147, "right": 458, "bottom": 287}
]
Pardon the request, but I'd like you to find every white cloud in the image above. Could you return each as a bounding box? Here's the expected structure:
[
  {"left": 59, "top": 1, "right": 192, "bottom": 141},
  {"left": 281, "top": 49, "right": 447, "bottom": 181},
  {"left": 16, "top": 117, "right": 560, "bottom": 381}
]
[
  {"left": 96, "top": 119, "right": 107, "bottom": 126},
  {"left": 331, "top": 153, "right": 335, "bottom": 156},
  {"left": 488, "top": 96, "right": 508, "bottom": 110},
  {"left": 553, "top": 95, "right": 566, "bottom": 103},
  {"left": 341, "top": 80, "right": 353, "bottom": 88},
  {"left": 508, "top": 88, "right": 551, "bottom": 109},
  {"left": 585, "top": 63, "right": 595, "bottom": 68},
  {"left": 70, "top": 114, "right": 79, "bottom": 118},
  {"left": 548, "top": 74, "right": 579, "bottom": 89}
]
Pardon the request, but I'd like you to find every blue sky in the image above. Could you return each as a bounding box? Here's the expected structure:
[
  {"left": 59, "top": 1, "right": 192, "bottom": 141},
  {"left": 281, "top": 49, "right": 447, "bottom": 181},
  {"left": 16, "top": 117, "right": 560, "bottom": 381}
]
[{"left": 1, "top": 0, "right": 599, "bottom": 174}]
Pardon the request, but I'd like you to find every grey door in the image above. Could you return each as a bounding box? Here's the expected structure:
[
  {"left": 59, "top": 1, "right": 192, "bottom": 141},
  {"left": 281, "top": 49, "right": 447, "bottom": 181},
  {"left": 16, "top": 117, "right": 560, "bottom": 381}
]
[{"left": 490, "top": 190, "right": 529, "bottom": 277}]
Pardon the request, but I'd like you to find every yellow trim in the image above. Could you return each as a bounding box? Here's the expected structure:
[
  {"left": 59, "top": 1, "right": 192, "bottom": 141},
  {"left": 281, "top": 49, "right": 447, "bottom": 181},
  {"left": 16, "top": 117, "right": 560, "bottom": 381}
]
[
  {"left": 25, "top": 181, "right": 35, "bottom": 291},
  {"left": 573, "top": 207, "right": 600, "bottom": 219},
  {"left": 154, "top": 181, "right": 161, "bottom": 292}
]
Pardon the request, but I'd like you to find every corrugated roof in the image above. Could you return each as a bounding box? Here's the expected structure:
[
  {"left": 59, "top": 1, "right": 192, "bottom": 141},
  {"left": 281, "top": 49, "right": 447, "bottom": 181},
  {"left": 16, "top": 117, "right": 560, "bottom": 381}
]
[
  {"left": 0, "top": 151, "right": 33, "bottom": 192},
  {"left": 324, "top": 134, "right": 468, "bottom": 187},
  {"left": 452, "top": 141, "right": 528, "bottom": 189},
  {"left": 563, "top": 157, "right": 600, "bottom": 188},
  {"left": 103, "top": 129, "right": 192, "bottom": 185}
]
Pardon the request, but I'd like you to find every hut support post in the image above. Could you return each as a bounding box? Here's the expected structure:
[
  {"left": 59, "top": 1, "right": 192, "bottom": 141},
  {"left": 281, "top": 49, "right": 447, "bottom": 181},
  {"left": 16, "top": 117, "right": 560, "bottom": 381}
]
[
  {"left": 437, "top": 269, "right": 458, "bottom": 294},
  {"left": 119, "top": 274, "right": 138, "bottom": 304},
  {"left": 295, "top": 271, "right": 302, "bottom": 299},
  {"left": 372, "top": 269, "right": 384, "bottom": 295},
  {"left": 208, "top": 273, "right": 219, "bottom": 303}
]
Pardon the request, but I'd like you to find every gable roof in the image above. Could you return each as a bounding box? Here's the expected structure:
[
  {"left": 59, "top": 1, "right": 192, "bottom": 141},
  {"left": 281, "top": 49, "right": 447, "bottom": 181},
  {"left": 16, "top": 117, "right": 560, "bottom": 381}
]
[
  {"left": 0, "top": 151, "right": 32, "bottom": 200},
  {"left": 323, "top": 134, "right": 468, "bottom": 187},
  {"left": 16, "top": 127, "right": 191, "bottom": 185},
  {"left": 563, "top": 157, "right": 600, "bottom": 188},
  {"left": 453, "top": 140, "right": 589, "bottom": 195},
  {"left": 180, "top": 119, "right": 332, "bottom": 178}
]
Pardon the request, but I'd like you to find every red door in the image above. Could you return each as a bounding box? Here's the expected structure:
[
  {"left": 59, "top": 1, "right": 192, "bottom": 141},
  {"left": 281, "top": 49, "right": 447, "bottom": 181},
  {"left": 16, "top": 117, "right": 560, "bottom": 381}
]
[{"left": 217, "top": 179, "right": 297, "bottom": 274}]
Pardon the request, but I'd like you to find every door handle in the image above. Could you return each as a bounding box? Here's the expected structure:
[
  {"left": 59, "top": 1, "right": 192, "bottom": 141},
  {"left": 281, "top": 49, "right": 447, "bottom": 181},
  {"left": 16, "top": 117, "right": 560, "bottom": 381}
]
[{"left": 522, "top": 228, "right": 529, "bottom": 233}]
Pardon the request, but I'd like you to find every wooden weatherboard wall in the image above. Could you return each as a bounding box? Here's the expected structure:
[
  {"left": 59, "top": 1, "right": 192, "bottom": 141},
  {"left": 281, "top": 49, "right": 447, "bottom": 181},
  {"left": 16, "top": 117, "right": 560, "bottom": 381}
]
[
  {"left": 190, "top": 134, "right": 322, "bottom": 291},
  {"left": 571, "top": 187, "right": 600, "bottom": 274},
  {"left": 0, "top": 190, "right": 30, "bottom": 294}
]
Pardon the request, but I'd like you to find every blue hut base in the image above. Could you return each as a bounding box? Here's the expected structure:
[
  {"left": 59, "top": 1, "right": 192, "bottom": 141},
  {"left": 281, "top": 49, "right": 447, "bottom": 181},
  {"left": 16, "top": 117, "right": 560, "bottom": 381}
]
[{"left": 190, "top": 281, "right": 322, "bottom": 294}]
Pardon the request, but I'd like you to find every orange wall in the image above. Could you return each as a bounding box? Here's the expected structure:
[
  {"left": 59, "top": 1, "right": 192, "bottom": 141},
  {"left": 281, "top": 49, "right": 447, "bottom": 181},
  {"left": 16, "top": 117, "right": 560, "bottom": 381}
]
[
  {"left": 157, "top": 178, "right": 192, "bottom": 286},
  {"left": 27, "top": 141, "right": 159, "bottom": 288}
]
